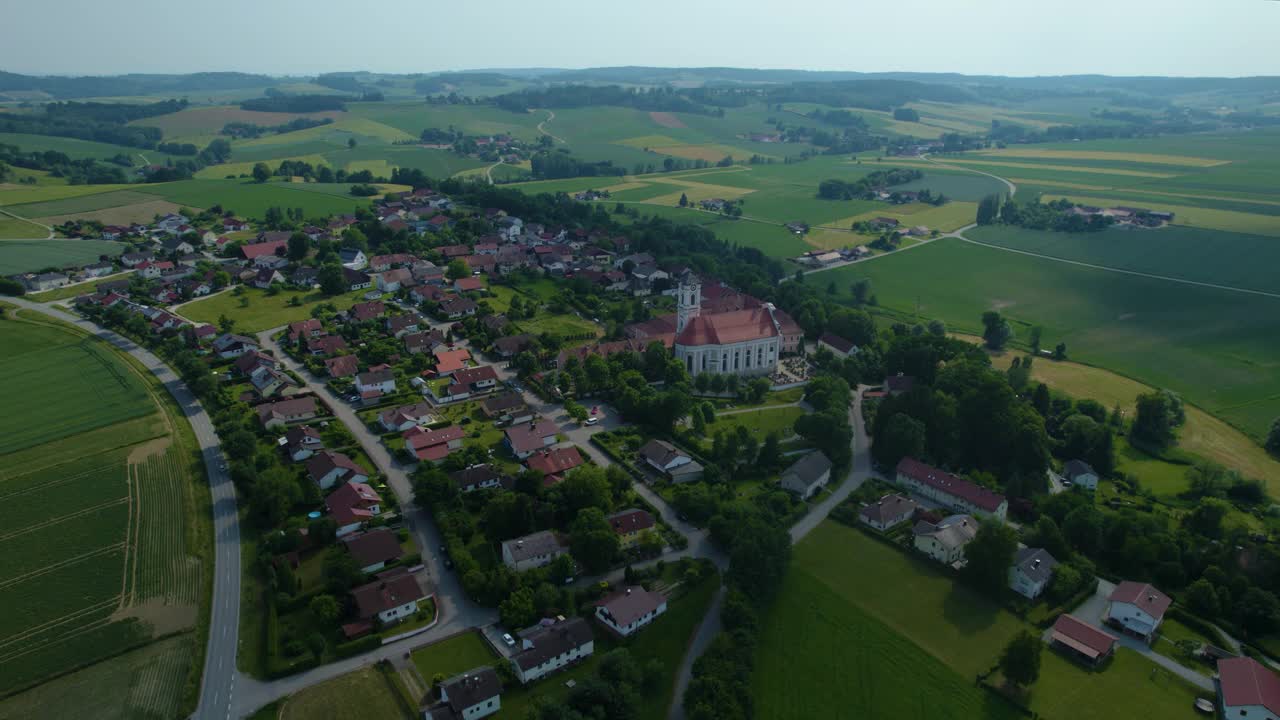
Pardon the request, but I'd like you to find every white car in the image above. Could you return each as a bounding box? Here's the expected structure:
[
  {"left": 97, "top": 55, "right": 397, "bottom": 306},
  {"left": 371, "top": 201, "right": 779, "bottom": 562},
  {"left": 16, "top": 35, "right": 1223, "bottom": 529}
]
[
  {"left": 585, "top": 416, "right": 599, "bottom": 426},
  {"left": 501, "top": 633, "right": 516, "bottom": 648}
]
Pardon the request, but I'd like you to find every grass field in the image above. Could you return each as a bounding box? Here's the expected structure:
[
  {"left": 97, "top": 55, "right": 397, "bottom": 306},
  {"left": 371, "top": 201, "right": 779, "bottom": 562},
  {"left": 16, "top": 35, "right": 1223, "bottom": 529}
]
[
  {"left": 0, "top": 214, "right": 46, "bottom": 238},
  {"left": 0, "top": 182, "right": 135, "bottom": 208},
  {"left": 2, "top": 189, "right": 172, "bottom": 219},
  {"left": 409, "top": 631, "right": 496, "bottom": 683},
  {"left": 279, "top": 665, "right": 413, "bottom": 720},
  {"left": 711, "top": 406, "right": 804, "bottom": 441},
  {"left": 974, "top": 148, "right": 1230, "bottom": 167},
  {"left": 1041, "top": 193, "right": 1280, "bottom": 237},
  {"left": 514, "top": 312, "right": 601, "bottom": 341},
  {"left": 179, "top": 286, "right": 370, "bottom": 333},
  {"left": 1021, "top": 650, "right": 1204, "bottom": 720},
  {"left": 825, "top": 237, "right": 1280, "bottom": 441},
  {"left": 0, "top": 308, "right": 211, "bottom": 710}
]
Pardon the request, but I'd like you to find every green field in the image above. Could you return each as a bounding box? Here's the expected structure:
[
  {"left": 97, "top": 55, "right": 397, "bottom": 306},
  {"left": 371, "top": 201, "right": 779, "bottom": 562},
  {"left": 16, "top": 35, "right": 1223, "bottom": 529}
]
[
  {"left": 409, "top": 630, "right": 496, "bottom": 683},
  {"left": 179, "top": 286, "right": 369, "bottom": 333},
  {"left": 0, "top": 214, "right": 46, "bottom": 238},
  {"left": 711, "top": 406, "right": 805, "bottom": 441},
  {"left": 0, "top": 309, "right": 211, "bottom": 709},
  {"left": 0, "top": 238, "right": 125, "bottom": 275},
  {"left": 825, "top": 237, "right": 1280, "bottom": 440},
  {"left": 280, "top": 665, "right": 413, "bottom": 720},
  {"left": 144, "top": 179, "right": 376, "bottom": 220}
]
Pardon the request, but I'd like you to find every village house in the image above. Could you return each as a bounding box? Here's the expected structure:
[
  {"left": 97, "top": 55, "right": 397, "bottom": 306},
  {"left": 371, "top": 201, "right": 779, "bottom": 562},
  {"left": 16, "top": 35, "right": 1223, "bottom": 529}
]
[
  {"left": 339, "top": 247, "right": 368, "bottom": 270},
  {"left": 404, "top": 329, "right": 445, "bottom": 355},
  {"left": 404, "top": 424, "right": 465, "bottom": 463},
  {"left": 525, "top": 447, "right": 584, "bottom": 485},
  {"left": 325, "top": 481, "right": 383, "bottom": 537},
  {"left": 480, "top": 393, "right": 533, "bottom": 425},
  {"left": 913, "top": 514, "right": 978, "bottom": 566},
  {"left": 355, "top": 369, "right": 397, "bottom": 396},
  {"left": 82, "top": 262, "right": 116, "bottom": 278},
  {"left": 213, "top": 333, "right": 259, "bottom": 359},
  {"left": 1063, "top": 459, "right": 1099, "bottom": 490},
  {"left": 378, "top": 401, "right": 434, "bottom": 433},
  {"left": 434, "top": 347, "right": 472, "bottom": 376},
  {"left": 350, "top": 570, "right": 424, "bottom": 628},
  {"left": 780, "top": 452, "right": 833, "bottom": 500},
  {"left": 424, "top": 667, "right": 503, "bottom": 720},
  {"left": 385, "top": 313, "right": 422, "bottom": 338},
  {"left": 21, "top": 272, "right": 70, "bottom": 292},
  {"left": 452, "top": 365, "right": 499, "bottom": 393},
  {"left": 492, "top": 334, "right": 533, "bottom": 359},
  {"left": 1049, "top": 614, "right": 1118, "bottom": 667},
  {"left": 121, "top": 251, "right": 155, "bottom": 268},
  {"left": 283, "top": 425, "right": 323, "bottom": 462},
  {"left": 858, "top": 493, "right": 918, "bottom": 531},
  {"left": 342, "top": 529, "right": 404, "bottom": 574},
  {"left": 306, "top": 450, "right": 370, "bottom": 491},
  {"left": 1217, "top": 657, "right": 1280, "bottom": 720},
  {"left": 306, "top": 335, "right": 348, "bottom": 357},
  {"left": 606, "top": 509, "right": 655, "bottom": 550},
  {"left": 287, "top": 318, "right": 324, "bottom": 341},
  {"left": 347, "top": 300, "right": 386, "bottom": 324},
  {"left": 343, "top": 267, "right": 372, "bottom": 291},
  {"left": 449, "top": 464, "right": 512, "bottom": 493},
  {"left": 255, "top": 396, "right": 319, "bottom": 429},
  {"left": 817, "top": 333, "right": 858, "bottom": 358},
  {"left": 637, "top": 439, "right": 693, "bottom": 476},
  {"left": 440, "top": 296, "right": 479, "bottom": 319},
  {"left": 504, "top": 420, "right": 560, "bottom": 459},
  {"left": 885, "top": 373, "right": 915, "bottom": 396},
  {"left": 252, "top": 268, "right": 284, "bottom": 289},
  {"left": 376, "top": 268, "right": 413, "bottom": 293},
  {"left": 325, "top": 355, "right": 360, "bottom": 378},
  {"left": 1008, "top": 547, "right": 1058, "bottom": 599},
  {"left": 501, "top": 530, "right": 567, "bottom": 572},
  {"left": 159, "top": 237, "right": 195, "bottom": 255},
  {"left": 510, "top": 617, "right": 595, "bottom": 685},
  {"left": 239, "top": 239, "right": 287, "bottom": 263},
  {"left": 595, "top": 586, "right": 668, "bottom": 638},
  {"left": 1104, "top": 581, "right": 1170, "bottom": 642},
  {"left": 895, "top": 457, "right": 1008, "bottom": 521}
]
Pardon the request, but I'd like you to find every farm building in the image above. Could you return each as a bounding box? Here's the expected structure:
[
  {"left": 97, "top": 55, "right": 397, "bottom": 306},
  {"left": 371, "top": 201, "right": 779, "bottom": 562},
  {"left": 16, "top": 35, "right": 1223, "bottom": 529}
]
[{"left": 1049, "top": 614, "right": 1117, "bottom": 667}]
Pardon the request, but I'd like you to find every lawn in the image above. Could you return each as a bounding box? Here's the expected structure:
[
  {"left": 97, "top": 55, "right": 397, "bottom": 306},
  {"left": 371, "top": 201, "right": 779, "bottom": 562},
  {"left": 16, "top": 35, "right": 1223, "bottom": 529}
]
[
  {"left": 515, "top": 312, "right": 600, "bottom": 341},
  {"left": 1021, "top": 650, "right": 1206, "bottom": 720},
  {"left": 139, "top": 179, "right": 379, "bottom": 220},
  {"left": 410, "top": 630, "right": 499, "bottom": 683},
  {"left": 825, "top": 237, "right": 1280, "bottom": 441},
  {"left": 0, "top": 238, "right": 128, "bottom": 275},
  {"left": 0, "top": 214, "right": 46, "bottom": 238},
  {"left": 1, "top": 189, "right": 169, "bottom": 219},
  {"left": 180, "top": 287, "right": 369, "bottom": 333},
  {"left": 280, "top": 665, "right": 414, "bottom": 720},
  {"left": 710, "top": 406, "right": 805, "bottom": 441}
]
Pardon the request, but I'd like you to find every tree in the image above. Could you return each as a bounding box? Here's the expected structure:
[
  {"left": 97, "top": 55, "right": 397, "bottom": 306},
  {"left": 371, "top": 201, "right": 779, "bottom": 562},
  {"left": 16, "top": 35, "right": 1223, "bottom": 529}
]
[
  {"left": 1184, "top": 498, "right": 1230, "bottom": 539},
  {"left": 287, "top": 232, "right": 310, "bottom": 261},
  {"left": 927, "top": 319, "right": 946, "bottom": 337},
  {"left": 679, "top": 192, "right": 688, "bottom": 207},
  {"left": 347, "top": 137, "right": 357, "bottom": 149},
  {"left": 1029, "top": 516, "right": 1069, "bottom": 560},
  {"left": 871, "top": 412, "right": 925, "bottom": 469},
  {"left": 309, "top": 594, "right": 340, "bottom": 624},
  {"left": 318, "top": 263, "right": 346, "bottom": 296},
  {"left": 252, "top": 162, "right": 271, "bottom": 183},
  {"left": 1267, "top": 417, "right": 1280, "bottom": 457},
  {"left": 446, "top": 259, "right": 469, "bottom": 280},
  {"left": 999, "top": 631, "right": 1042, "bottom": 688},
  {"left": 322, "top": 548, "right": 362, "bottom": 594},
  {"left": 1185, "top": 579, "right": 1221, "bottom": 618},
  {"left": 564, "top": 399, "right": 588, "bottom": 424},
  {"left": 1053, "top": 342, "right": 1067, "bottom": 360},
  {"left": 1236, "top": 587, "right": 1280, "bottom": 636},
  {"left": 1131, "top": 391, "right": 1178, "bottom": 449},
  {"left": 850, "top": 278, "right": 872, "bottom": 305},
  {"left": 758, "top": 432, "right": 782, "bottom": 469},
  {"left": 961, "top": 519, "right": 1018, "bottom": 597},
  {"left": 976, "top": 194, "right": 1002, "bottom": 225},
  {"left": 499, "top": 586, "right": 538, "bottom": 629},
  {"left": 1028, "top": 326, "right": 1043, "bottom": 353},
  {"left": 980, "top": 311, "right": 1013, "bottom": 350},
  {"left": 569, "top": 507, "right": 620, "bottom": 573}
]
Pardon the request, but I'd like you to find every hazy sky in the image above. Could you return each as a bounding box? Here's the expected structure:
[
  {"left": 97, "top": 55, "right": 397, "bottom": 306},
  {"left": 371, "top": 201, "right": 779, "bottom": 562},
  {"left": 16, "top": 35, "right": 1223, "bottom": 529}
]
[{"left": 2, "top": 0, "right": 1277, "bottom": 78}]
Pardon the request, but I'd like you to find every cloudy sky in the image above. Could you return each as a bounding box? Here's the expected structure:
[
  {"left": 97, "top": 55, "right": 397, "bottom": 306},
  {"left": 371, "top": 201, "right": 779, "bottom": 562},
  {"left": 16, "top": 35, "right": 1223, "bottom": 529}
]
[{"left": 2, "top": 0, "right": 1276, "bottom": 78}]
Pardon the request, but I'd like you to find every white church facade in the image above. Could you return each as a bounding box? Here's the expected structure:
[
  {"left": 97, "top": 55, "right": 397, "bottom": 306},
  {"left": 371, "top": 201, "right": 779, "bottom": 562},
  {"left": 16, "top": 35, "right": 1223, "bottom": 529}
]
[{"left": 672, "top": 273, "right": 793, "bottom": 377}]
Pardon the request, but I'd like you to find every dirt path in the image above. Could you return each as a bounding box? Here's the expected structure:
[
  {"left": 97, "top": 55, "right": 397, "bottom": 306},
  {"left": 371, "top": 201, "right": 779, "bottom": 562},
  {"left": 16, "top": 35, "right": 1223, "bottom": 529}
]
[
  {"left": 535, "top": 109, "right": 565, "bottom": 144},
  {"left": 484, "top": 158, "right": 504, "bottom": 185}
]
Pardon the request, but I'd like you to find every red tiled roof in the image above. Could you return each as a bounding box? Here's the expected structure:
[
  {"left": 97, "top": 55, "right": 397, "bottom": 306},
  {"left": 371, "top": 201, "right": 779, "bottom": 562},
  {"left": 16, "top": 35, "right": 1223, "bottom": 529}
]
[
  {"left": 240, "top": 240, "right": 286, "bottom": 260},
  {"left": 1050, "top": 614, "right": 1117, "bottom": 659},
  {"left": 325, "top": 355, "right": 359, "bottom": 378},
  {"left": 895, "top": 457, "right": 1006, "bottom": 513},
  {"left": 1219, "top": 657, "right": 1280, "bottom": 714},
  {"left": 675, "top": 308, "right": 778, "bottom": 346},
  {"left": 505, "top": 420, "right": 559, "bottom": 454},
  {"left": 404, "top": 424, "right": 464, "bottom": 450},
  {"left": 351, "top": 574, "right": 423, "bottom": 618},
  {"left": 453, "top": 366, "right": 497, "bottom": 386},
  {"left": 1108, "top": 581, "right": 1171, "bottom": 619},
  {"left": 607, "top": 509, "right": 654, "bottom": 535},
  {"left": 453, "top": 277, "right": 484, "bottom": 292},
  {"left": 434, "top": 348, "right": 471, "bottom": 374},
  {"left": 526, "top": 446, "right": 584, "bottom": 478}
]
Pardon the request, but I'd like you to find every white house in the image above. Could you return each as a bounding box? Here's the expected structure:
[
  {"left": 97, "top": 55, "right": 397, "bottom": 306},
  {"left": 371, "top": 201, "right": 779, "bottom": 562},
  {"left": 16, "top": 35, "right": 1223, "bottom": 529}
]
[
  {"left": 858, "top": 494, "right": 918, "bottom": 531},
  {"left": 501, "top": 530, "right": 566, "bottom": 572},
  {"left": 912, "top": 514, "right": 978, "bottom": 566},
  {"left": 340, "top": 247, "right": 368, "bottom": 270},
  {"left": 342, "top": 529, "right": 403, "bottom": 574},
  {"left": 594, "top": 587, "right": 667, "bottom": 638},
  {"left": 305, "top": 450, "right": 370, "bottom": 491},
  {"left": 637, "top": 439, "right": 693, "bottom": 475},
  {"left": 426, "top": 667, "right": 503, "bottom": 720},
  {"left": 1008, "top": 547, "right": 1058, "bottom": 600},
  {"left": 351, "top": 572, "right": 423, "bottom": 625},
  {"left": 1218, "top": 657, "right": 1280, "bottom": 720},
  {"left": 325, "top": 481, "right": 382, "bottom": 537},
  {"left": 1063, "top": 459, "right": 1100, "bottom": 490},
  {"left": 1104, "top": 581, "right": 1170, "bottom": 641},
  {"left": 355, "top": 369, "right": 397, "bottom": 395},
  {"left": 780, "top": 451, "right": 832, "bottom": 500},
  {"left": 510, "top": 617, "right": 595, "bottom": 685}
]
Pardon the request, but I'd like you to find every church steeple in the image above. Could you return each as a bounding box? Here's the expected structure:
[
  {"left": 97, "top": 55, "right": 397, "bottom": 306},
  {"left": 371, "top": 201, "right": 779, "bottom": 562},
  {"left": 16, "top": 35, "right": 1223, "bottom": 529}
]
[{"left": 676, "top": 271, "right": 701, "bottom": 334}]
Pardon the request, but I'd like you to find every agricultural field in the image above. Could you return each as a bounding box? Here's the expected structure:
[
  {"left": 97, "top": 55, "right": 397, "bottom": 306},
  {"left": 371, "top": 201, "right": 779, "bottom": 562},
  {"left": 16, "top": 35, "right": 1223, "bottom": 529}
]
[
  {"left": 0, "top": 309, "right": 211, "bottom": 712},
  {"left": 825, "top": 237, "right": 1280, "bottom": 441},
  {"left": 178, "top": 286, "right": 370, "bottom": 333},
  {"left": 278, "top": 665, "right": 414, "bottom": 720},
  {"left": 0, "top": 214, "right": 46, "bottom": 239},
  {"left": 0, "top": 238, "right": 128, "bottom": 275},
  {"left": 131, "top": 106, "right": 345, "bottom": 140}
]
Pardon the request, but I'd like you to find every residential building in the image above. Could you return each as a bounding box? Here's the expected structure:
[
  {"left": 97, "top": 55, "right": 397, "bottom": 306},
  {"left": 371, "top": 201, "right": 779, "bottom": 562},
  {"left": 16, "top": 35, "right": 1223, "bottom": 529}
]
[
  {"left": 1218, "top": 657, "right": 1280, "bottom": 720},
  {"left": 342, "top": 529, "right": 403, "bottom": 574},
  {"left": 212, "top": 333, "right": 259, "bottom": 359},
  {"left": 343, "top": 267, "right": 372, "bottom": 291},
  {"left": 913, "top": 514, "right": 978, "bottom": 566},
  {"left": 325, "top": 355, "right": 360, "bottom": 378},
  {"left": 306, "top": 335, "right": 348, "bottom": 357},
  {"left": 780, "top": 451, "right": 833, "bottom": 500},
  {"left": 339, "top": 247, "right": 368, "bottom": 270},
  {"left": 306, "top": 450, "right": 370, "bottom": 491},
  {"left": 325, "top": 481, "right": 383, "bottom": 537},
  {"left": 425, "top": 667, "right": 503, "bottom": 720},
  {"left": 502, "top": 530, "right": 567, "bottom": 572},
  {"left": 350, "top": 571, "right": 424, "bottom": 625},
  {"left": 895, "top": 457, "right": 1008, "bottom": 521},
  {"left": 378, "top": 402, "right": 434, "bottom": 433},
  {"left": 885, "top": 373, "right": 914, "bottom": 396},
  {"left": 255, "top": 397, "right": 319, "bottom": 429},
  {"left": 1008, "top": 547, "right": 1058, "bottom": 600},
  {"left": 441, "top": 296, "right": 478, "bottom": 319},
  {"left": 480, "top": 392, "right": 532, "bottom": 424},
  {"left": 348, "top": 300, "right": 385, "bottom": 323},
  {"left": 817, "top": 332, "right": 857, "bottom": 358},
  {"left": 510, "top": 617, "right": 595, "bottom": 685},
  {"left": 283, "top": 425, "right": 323, "bottom": 462},
  {"left": 355, "top": 369, "right": 397, "bottom": 396},
  {"left": 404, "top": 424, "right": 465, "bottom": 463},
  {"left": 594, "top": 587, "right": 667, "bottom": 638},
  {"left": 449, "top": 465, "right": 512, "bottom": 493},
  {"left": 434, "top": 348, "right": 472, "bottom": 376},
  {"left": 858, "top": 493, "right": 918, "bottom": 531},
  {"left": 607, "top": 509, "right": 655, "bottom": 549},
  {"left": 1049, "top": 614, "right": 1118, "bottom": 667},
  {"left": 1063, "top": 459, "right": 1100, "bottom": 490},
  {"left": 637, "top": 439, "right": 693, "bottom": 476},
  {"left": 492, "top": 333, "right": 532, "bottom": 359},
  {"left": 525, "top": 447, "right": 584, "bottom": 485},
  {"left": 504, "top": 420, "right": 559, "bottom": 459},
  {"left": 1104, "top": 581, "right": 1171, "bottom": 641},
  {"left": 23, "top": 272, "right": 69, "bottom": 292},
  {"left": 404, "top": 330, "right": 445, "bottom": 355},
  {"left": 453, "top": 366, "right": 499, "bottom": 393},
  {"left": 385, "top": 313, "right": 421, "bottom": 338}
]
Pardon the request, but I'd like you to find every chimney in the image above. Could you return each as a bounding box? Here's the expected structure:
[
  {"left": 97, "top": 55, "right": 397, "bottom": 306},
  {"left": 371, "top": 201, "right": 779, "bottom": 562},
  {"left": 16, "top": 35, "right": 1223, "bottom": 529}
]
[
  {"left": 1033, "top": 559, "right": 1040, "bottom": 568},
  {"left": 626, "top": 588, "right": 632, "bottom": 596}
]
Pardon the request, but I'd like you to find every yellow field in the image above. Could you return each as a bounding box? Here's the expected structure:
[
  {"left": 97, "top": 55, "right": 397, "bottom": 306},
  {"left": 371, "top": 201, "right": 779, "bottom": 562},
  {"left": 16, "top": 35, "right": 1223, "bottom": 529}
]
[
  {"left": 617, "top": 134, "right": 684, "bottom": 148},
  {"left": 194, "top": 154, "right": 331, "bottom": 179},
  {"left": 968, "top": 336, "right": 1280, "bottom": 487},
  {"left": 642, "top": 178, "right": 756, "bottom": 205},
  {"left": 1043, "top": 194, "right": 1280, "bottom": 237},
  {"left": 932, "top": 158, "right": 1177, "bottom": 178},
  {"left": 975, "top": 148, "right": 1230, "bottom": 167},
  {"left": 651, "top": 144, "right": 768, "bottom": 163},
  {"left": 238, "top": 117, "right": 414, "bottom": 147}
]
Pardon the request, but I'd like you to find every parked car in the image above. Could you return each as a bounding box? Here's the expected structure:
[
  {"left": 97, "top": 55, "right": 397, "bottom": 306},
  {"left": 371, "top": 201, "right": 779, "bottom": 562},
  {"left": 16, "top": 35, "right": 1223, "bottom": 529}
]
[
  {"left": 501, "top": 633, "right": 516, "bottom": 648},
  {"left": 585, "top": 417, "right": 598, "bottom": 426}
]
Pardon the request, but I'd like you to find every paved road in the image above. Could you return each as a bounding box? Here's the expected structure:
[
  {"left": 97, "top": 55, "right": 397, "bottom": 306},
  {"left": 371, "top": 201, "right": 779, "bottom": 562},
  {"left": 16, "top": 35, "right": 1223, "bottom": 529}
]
[{"left": 4, "top": 298, "right": 243, "bottom": 720}]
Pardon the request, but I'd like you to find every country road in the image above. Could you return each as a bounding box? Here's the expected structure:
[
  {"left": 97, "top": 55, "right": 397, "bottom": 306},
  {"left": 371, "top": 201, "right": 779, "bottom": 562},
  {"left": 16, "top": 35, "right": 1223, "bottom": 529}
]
[
  {"left": 535, "top": 109, "right": 565, "bottom": 144},
  {"left": 2, "top": 297, "right": 243, "bottom": 720}
]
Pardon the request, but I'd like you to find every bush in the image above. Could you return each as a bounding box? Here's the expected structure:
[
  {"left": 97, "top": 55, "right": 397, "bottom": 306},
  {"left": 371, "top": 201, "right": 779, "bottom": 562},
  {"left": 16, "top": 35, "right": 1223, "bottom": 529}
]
[{"left": 334, "top": 634, "right": 382, "bottom": 658}]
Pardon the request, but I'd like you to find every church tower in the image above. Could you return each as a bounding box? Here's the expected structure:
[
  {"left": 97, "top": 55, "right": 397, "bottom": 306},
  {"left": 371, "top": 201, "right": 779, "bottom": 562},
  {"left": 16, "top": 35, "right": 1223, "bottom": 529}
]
[{"left": 676, "top": 271, "right": 701, "bottom": 334}]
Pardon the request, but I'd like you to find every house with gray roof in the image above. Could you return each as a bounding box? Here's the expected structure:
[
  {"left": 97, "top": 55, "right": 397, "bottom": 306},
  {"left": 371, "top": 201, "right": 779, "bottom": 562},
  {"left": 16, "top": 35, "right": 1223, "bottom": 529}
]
[
  {"left": 780, "top": 451, "right": 833, "bottom": 500},
  {"left": 424, "top": 667, "right": 502, "bottom": 720},
  {"left": 500, "top": 530, "right": 567, "bottom": 572},
  {"left": 1008, "top": 546, "right": 1058, "bottom": 599},
  {"left": 913, "top": 514, "right": 978, "bottom": 567},
  {"left": 510, "top": 617, "right": 594, "bottom": 685}
]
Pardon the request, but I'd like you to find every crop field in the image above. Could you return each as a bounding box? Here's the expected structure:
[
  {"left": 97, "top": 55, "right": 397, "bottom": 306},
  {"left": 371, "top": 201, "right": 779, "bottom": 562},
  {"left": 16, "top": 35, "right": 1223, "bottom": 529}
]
[
  {"left": 144, "top": 179, "right": 375, "bottom": 220},
  {"left": 825, "top": 237, "right": 1280, "bottom": 440},
  {"left": 0, "top": 133, "right": 166, "bottom": 165},
  {"left": 1040, "top": 193, "right": 1280, "bottom": 237},
  {"left": 974, "top": 148, "right": 1230, "bottom": 167},
  {"left": 0, "top": 309, "right": 208, "bottom": 705},
  {"left": 180, "top": 286, "right": 369, "bottom": 333},
  {"left": 134, "top": 106, "right": 345, "bottom": 138},
  {"left": 1, "top": 189, "right": 171, "bottom": 219},
  {"left": 0, "top": 182, "right": 134, "bottom": 209},
  {"left": 195, "top": 154, "right": 331, "bottom": 180},
  {"left": 0, "top": 215, "right": 45, "bottom": 238}
]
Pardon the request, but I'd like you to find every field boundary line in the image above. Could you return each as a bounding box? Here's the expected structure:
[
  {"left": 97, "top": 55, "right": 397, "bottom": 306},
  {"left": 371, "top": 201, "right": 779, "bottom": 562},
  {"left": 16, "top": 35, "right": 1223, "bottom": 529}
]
[
  {"left": 0, "top": 543, "right": 125, "bottom": 592},
  {"left": 0, "top": 461, "right": 119, "bottom": 500},
  {"left": 956, "top": 235, "right": 1280, "bottom": 300},
  {"left": 0, "top": 598, "right": 120, "bottom": 655},
  {"left": 124, "top": 460, "right": 141, "bottom": 608},
  {"left": 0, "top": 497, "right": 128, "bottom": 542},
  {"left": 0, "top": 207, "right": 53, "bottom": 239}
]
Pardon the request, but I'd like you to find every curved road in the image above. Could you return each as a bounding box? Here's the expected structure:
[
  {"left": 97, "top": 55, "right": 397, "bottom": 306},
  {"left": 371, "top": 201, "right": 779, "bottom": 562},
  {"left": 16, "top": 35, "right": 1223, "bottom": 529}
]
[
  {"left": 535, "top": 109, "right": 565, "bottom": 144},
  {"left": 3, "top": 298, "right": 242, "bottom": 720}
]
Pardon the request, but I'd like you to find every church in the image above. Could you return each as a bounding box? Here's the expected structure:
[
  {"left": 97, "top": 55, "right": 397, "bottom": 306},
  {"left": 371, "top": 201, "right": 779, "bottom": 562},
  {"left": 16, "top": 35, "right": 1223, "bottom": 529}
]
[{"left": 671, "top": 272, "right": 802, "bottom": 377}]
